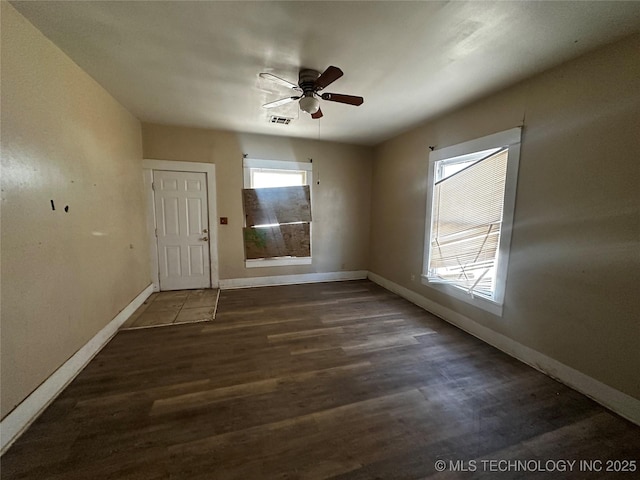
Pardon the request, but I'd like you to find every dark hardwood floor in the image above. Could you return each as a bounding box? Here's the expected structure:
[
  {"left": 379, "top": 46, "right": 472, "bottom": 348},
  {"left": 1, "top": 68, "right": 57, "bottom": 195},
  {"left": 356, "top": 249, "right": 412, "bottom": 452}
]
[{"left": 2, "top": 280, "right": 638, "bottom": 479}]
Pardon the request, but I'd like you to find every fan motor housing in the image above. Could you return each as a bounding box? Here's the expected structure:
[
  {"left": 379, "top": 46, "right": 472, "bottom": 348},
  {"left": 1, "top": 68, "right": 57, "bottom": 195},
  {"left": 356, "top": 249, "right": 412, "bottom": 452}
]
[{"left": 299, "top": 69, "right": 320, "bottom": 92}]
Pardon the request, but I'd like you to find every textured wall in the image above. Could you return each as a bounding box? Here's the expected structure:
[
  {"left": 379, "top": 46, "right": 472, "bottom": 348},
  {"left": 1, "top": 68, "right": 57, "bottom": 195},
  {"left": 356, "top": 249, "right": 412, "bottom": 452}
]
[
  {"left": 1, "top": 3, "right": 150, "bottom": 418},
  {"left": 369, "top": 34, "right": 640, "bottom": 399},
  {"left": 142, "top": 125, "right": 373, "bottom": 280}
]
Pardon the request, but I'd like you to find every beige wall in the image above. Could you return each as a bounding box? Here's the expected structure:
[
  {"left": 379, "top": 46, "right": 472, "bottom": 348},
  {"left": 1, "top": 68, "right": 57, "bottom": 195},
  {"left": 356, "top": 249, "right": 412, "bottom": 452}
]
[
  {"left": 2, "top": 0, "right": 636, "bottom": 425},
  {"left": 142, "top": 124, "right": 372, "bottom": 280},
  {"left": 370, "top": 34, "right": 640, "bottom": 399},
  {"left": 0, "top": 3, "right": 150, "bottom": 418}
]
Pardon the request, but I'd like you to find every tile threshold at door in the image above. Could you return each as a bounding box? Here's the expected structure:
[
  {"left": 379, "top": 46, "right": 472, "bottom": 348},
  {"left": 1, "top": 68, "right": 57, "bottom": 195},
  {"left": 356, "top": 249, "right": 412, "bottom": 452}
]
[{"left": 121, "top": 289, "right": 220, "bottom": 329}]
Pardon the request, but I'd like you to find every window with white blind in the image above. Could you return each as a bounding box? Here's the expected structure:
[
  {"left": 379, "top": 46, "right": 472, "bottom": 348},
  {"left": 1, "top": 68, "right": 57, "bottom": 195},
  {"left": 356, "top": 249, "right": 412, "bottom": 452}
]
[{"left": 422, "top": 128, "right": 522, "bottom": 315}]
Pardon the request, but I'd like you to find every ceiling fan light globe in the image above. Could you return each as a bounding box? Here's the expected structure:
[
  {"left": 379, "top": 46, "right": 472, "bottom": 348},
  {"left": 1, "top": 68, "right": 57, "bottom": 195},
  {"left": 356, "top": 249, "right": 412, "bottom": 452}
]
[{"left": 299, "top": 96, "right": 320, "bottom": 114}]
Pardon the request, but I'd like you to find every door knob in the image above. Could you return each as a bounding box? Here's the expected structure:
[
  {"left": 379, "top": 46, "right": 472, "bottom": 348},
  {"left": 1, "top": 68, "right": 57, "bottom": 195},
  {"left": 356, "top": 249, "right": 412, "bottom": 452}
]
[{"left": 200, "top": 237, "right": 209, "bottom": 241}]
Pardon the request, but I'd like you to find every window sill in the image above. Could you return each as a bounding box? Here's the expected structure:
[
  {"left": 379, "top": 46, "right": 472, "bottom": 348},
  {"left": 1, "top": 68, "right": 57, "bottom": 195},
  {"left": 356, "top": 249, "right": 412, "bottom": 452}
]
[
  {"left": 245, "top": 257, "right": 312, "bottom": 268},
  {"left": 420, "top": 276, "right": 503, "bottom": 316}
]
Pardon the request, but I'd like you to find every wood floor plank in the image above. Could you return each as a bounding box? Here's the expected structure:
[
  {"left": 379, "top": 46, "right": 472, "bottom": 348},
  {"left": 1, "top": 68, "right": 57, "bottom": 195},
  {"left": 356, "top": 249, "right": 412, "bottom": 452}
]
[
  {"left": 267, "top": 325, "right": 346, "bottom": 341},
  {"left": 2, "top": 280, "right": 638, "bottom": 480}
]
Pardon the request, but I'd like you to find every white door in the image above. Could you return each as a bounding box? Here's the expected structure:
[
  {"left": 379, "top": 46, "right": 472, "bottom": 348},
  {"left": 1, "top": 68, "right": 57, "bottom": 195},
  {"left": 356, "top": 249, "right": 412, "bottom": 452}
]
[{"left": 153, "top": 170, "right": 211, "bottom": 291}]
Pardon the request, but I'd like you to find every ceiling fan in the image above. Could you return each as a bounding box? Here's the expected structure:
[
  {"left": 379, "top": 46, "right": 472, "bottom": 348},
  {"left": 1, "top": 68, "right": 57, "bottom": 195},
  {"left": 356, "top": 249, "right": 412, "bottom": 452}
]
[{"left": 259, "top": 66, "right": 364, "bottom": 119}]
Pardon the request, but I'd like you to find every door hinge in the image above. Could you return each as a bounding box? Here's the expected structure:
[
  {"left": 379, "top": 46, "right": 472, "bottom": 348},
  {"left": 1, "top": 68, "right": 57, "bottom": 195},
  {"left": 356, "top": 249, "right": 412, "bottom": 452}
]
[
  {"left": 155, "top": 228, "right": 158, "bottom": 237},
  {"left": 151, "top": 182, "right": 155, "bottom": 191}
]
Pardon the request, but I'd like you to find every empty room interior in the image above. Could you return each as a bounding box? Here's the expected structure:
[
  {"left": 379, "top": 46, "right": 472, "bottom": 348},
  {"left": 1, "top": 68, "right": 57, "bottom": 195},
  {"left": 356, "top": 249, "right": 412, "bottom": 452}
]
[{"left": 1, "top": 1, "right": 639, "bottom": 478}]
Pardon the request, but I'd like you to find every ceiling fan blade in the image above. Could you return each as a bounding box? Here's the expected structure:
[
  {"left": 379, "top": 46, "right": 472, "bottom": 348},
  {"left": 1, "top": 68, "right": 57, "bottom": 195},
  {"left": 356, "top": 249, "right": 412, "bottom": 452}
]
[
  {"left": 262, "top": 96, "right": 300, "bottom": 108},
  {"left": 315, "top": 66, "right": 343, "bottom": 90},
  {"left": 321, "top": 93, "right": 364, "bottom": 106},
  {"left": 311, "top": 108, "right": 323, "bottom": 119},
  {"left": 259, "top": 72, "right": 301, "bottom": 91}
]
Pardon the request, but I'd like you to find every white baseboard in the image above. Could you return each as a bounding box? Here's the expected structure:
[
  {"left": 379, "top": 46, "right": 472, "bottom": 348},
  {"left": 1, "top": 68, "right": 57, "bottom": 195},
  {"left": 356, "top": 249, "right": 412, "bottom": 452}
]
[
  {"left": 0, "top": 283, "right": 154, "bottom": 455},
  {"left": 219, "top": 270, "right": 368, "bottom": 290},
  {"left": 367, "top": 272, "right": 640, "bottom": 426},
  {"left": 4, "top": 273, "right": 636, "bottom": 456}
]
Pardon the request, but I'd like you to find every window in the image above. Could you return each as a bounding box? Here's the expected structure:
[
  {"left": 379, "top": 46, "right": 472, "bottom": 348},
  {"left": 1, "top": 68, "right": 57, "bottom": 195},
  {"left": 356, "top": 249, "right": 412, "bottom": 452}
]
[
  {"left": 242, "top": 158, "right": 313, "bottom": 268},
  {"left": 249, "top": 168, "right": 307, "bottom": 189},
  {"left": 422, "top": 128, "right": 521, "bottom": 315}
]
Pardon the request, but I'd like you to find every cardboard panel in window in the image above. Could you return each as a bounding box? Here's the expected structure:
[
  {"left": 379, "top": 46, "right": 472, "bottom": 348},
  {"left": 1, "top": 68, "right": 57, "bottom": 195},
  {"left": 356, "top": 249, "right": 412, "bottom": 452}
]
[
  {"left": 242, "top": 185, "right": 311, "bottom": 227},
  {"left": 243, "top": 223, "right": 310, "bottom": 259}
]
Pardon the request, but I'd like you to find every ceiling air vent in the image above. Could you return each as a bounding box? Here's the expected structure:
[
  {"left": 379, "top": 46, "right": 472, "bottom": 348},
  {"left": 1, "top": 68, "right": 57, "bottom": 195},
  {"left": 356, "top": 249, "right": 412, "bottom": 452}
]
[{"left": 269, "top": 115, "right": 293, "bottom": 125}]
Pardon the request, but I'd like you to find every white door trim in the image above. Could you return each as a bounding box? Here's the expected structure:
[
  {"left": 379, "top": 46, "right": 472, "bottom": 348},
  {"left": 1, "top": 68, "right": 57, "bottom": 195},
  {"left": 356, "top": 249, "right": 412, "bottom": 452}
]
[{"left": 143, "top": 159, "right": 219, "bottom": 290}]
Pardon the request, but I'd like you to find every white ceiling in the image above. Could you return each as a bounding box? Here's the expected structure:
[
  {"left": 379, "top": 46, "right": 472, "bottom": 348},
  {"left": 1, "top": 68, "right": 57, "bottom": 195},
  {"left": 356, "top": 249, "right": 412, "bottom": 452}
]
[{"left": 10, "top": 1, "right": 640, "bottom": 146}]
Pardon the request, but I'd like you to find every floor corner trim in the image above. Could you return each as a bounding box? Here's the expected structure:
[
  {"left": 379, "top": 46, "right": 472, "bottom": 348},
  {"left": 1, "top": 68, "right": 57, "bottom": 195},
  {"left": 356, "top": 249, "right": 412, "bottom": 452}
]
[
  {"left": 367, "top": 272, "right": 640, "bottom": 426},
  {"left": 0, "top": 283, "right": 154, "bottom": 455}
]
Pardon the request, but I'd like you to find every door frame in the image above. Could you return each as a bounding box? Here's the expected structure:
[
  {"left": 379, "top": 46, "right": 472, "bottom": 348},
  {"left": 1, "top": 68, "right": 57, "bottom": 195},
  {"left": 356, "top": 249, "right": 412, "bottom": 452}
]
[{"left": 143, "top": 159, "right": 219, "bottom": 291}]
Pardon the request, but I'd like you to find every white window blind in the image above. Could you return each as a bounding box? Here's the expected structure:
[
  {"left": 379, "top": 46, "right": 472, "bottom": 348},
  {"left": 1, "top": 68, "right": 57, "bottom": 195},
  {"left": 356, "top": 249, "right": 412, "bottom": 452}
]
[{"left": 427, "top": 148, "right": 508, "bottom": 298}]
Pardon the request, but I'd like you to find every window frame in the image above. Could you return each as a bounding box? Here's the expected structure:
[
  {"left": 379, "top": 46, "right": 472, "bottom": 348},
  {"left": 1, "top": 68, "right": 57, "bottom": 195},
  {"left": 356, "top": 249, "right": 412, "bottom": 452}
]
[
  {"left": 242, "top": 158, "right": 313, "bottom": 268},
  {"left": 421, "top": 127, "right": 522, "bottom": 316}
]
